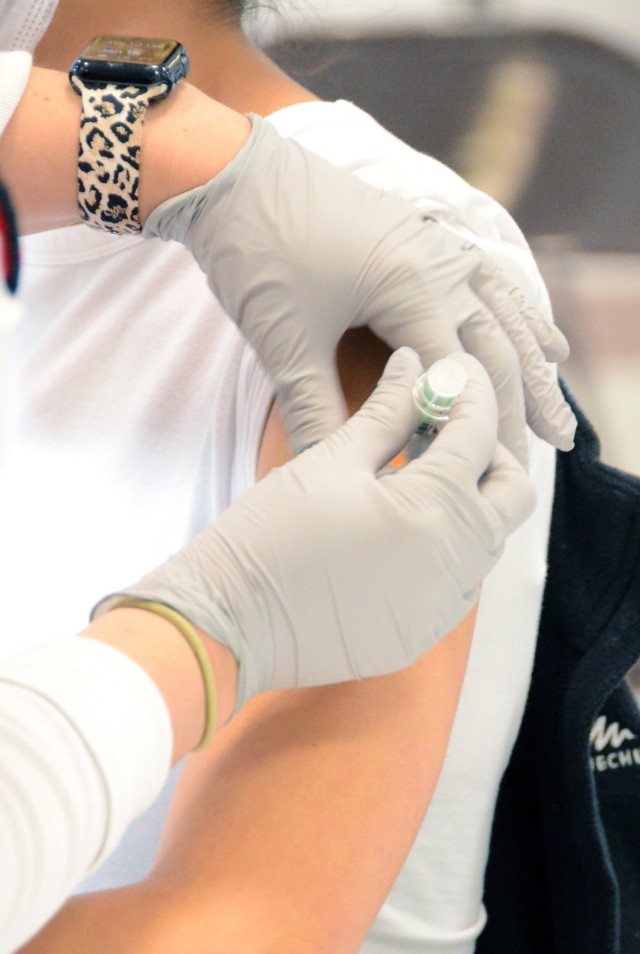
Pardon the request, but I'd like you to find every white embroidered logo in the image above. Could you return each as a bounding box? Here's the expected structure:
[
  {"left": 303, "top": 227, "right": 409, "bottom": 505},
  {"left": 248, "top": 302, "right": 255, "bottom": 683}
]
[
  {"left": 590, "top": 715, "right": 639, "bottom": 773},
  {"left": 590, "top": 716, "right": 636, "bottom": 752}
]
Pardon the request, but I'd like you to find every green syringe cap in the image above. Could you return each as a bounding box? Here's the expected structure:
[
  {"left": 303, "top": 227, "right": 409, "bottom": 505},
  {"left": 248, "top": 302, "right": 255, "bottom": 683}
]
[{"left": 413, "top": 358, "right": 468, "bottom": 426}]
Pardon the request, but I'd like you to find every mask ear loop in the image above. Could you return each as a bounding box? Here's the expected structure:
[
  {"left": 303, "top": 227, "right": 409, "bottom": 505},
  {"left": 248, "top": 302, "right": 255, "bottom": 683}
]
[{"left": 2, "top": 0, "right": 59, "bottom": 52}]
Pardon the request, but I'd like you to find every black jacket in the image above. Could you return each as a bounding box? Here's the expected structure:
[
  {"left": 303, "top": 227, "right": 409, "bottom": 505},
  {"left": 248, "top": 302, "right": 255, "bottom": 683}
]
[{"left": 477, "top": 387, "right": 640, "bottom": 954}]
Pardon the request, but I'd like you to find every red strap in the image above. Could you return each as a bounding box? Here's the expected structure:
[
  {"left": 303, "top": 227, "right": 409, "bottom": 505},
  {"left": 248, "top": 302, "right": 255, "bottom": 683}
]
[{"left": 0, "top": 179, "right": 19, "bottom": 294}]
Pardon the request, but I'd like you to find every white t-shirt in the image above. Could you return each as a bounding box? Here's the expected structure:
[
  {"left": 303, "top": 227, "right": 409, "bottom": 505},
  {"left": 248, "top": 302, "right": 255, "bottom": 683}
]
[
  {"left": 0, "top": 50, "right": 31, "bottom": 134},
  {"left": 5, "top": 98, "right": 555, "bottom": 953}
]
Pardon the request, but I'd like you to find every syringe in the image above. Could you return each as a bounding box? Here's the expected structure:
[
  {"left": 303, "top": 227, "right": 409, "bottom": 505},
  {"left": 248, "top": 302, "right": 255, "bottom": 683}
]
[
  {"left": 379, "top": 358, "right": 467, "bottom": 475},
  {"left": 412, "top": 357, "right": 468, "bottom": 435}
]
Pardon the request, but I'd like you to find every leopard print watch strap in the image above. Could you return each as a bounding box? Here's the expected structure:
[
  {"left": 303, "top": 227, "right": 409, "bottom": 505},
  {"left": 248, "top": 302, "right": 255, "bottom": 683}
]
[{"left": 75, "top": 81, "right": 167, "bottom": 234}]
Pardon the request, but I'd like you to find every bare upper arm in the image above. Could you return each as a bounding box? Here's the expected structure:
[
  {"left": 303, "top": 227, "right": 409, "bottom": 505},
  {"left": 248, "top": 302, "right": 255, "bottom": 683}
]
[
  {"left": 20, "top": 330, "right": 477, "bottom": 954},
  {"left": 143, "top": 329, "right": 477, "bottom": 954}
]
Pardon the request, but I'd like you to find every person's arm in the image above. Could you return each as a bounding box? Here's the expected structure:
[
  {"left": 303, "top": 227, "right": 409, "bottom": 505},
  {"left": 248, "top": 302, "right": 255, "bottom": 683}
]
[
  {"left": 78, "top": 605, "right": 238, "bottom": 759},
  {"left": 145, "top": 338, "right": 478, "bottom": 954},
  {"left": 7, "top": 341, "right": 532, "bottom": 954},
  {"left": 152, "top": 639, "right": 478, "bottom": 954},
  {"left": 0, "top": 67, "right": 576, "bottom": 462},
  {"left": 141, "top": 336, "right": 482, "bottom": 954},
  {"left": 0, "top": 609, "right": 237, "bottom": 954},
  {"left": 21, "top": 623, "right": 475, "bottom": 954},
  {"left": 16, "top": 333, "right": 477, "bottom": 954},
  {"left": 0, "top": 66, "right": 250, "bottom": 234}
]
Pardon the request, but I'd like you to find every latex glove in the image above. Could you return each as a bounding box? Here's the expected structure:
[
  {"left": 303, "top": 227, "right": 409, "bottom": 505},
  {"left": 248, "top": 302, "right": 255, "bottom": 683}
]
[
  {"left": 94, "top": 350, "right": 535, "bottom": 708},
  {"left": 143, "top": 115, "right": 576, "bottom": 465}
]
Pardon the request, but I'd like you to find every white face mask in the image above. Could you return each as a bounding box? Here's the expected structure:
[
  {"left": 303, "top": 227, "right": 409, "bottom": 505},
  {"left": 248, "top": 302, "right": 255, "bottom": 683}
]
[{"left": 0, "top": 0, "right": 58, "bottom": 52}]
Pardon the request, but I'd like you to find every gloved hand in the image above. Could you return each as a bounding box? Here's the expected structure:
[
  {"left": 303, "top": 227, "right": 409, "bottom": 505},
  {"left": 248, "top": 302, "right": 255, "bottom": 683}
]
[
  {"left": 143, "top": 115, "right": 576, "bottom": 465},
  {"left": 94, "top": 350, "right": 535, "bottom": 708}
]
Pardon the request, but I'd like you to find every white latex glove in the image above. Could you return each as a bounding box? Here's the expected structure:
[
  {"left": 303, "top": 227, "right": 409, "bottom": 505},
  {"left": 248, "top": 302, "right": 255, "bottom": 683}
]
[
  {"left": 143, "top": 115, "right": 576, "bottom": 465},
  {"left": 94, "top": 350, "right": 535, "bottom": 708}
]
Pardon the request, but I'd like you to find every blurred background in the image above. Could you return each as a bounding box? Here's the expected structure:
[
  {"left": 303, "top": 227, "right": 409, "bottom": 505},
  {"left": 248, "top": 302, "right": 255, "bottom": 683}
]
[{"left": 249, "top": 0, "right": 640, "bottom": 474}]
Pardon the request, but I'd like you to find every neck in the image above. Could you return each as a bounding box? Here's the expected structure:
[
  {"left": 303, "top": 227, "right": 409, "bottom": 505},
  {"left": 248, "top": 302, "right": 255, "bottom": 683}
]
[
  {"left": 190, "top": 28, "right": 319, "bottom": 116},
  {"left": 34, "top": 1, "right": 317, "bottom": 115}
]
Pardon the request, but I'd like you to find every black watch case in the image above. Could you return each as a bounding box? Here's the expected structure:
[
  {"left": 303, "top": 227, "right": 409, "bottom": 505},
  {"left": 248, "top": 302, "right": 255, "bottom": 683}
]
[{"left": 69, "top": 35, "right": 190, "bottom": 97}]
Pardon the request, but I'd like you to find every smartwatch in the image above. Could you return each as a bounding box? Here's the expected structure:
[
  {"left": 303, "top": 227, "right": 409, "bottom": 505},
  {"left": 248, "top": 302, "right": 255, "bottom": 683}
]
[{"left": 69, "top": 35, "right": 190, "bottom": 234}]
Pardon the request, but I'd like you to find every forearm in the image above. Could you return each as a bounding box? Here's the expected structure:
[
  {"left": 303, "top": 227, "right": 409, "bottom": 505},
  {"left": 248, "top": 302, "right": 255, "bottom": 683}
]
[
  {"left": 18, "top": 613, "right": 474, "bottom": 954},
  {"left": 79, "top": 607, "right": 238, "bottom": 761},
  {"left": 0, "top": 611, "right": 237, "bottom": 953},
  {"left": 0, "top": 66, "right": 250, "bottom": 234}
]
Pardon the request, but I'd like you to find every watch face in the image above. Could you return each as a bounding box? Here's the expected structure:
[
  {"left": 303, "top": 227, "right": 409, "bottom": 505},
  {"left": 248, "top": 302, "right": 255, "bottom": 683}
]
[
  {"left": 81, "top": 35, "right": 179, "bottom": 67},
  {"left": 70, "top": 35, "right": 190, "bottom": 93}
]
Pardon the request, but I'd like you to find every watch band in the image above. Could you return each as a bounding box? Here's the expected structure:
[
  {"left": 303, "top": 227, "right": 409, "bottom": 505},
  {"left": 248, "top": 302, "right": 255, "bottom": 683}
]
[{"left": 75, "top": 80, "right": 167, "bottom": 234}]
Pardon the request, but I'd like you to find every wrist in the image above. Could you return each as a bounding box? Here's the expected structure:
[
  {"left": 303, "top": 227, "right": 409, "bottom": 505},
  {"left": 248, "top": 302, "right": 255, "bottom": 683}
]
[
  {"left": 139, "top": 81, "right": 251, "bottom": 224},
  {"left": 0, "top": 66, "right": 80, "bottom": 233},
  {"left": 82, "top": 606, "right": 238, "bottom": 760},
  {"left": 0, "top": 67, "right": 251, "bottom": 234}
]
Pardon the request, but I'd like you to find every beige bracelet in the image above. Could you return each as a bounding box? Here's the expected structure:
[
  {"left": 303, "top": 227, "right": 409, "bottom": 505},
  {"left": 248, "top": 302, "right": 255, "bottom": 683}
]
[{"left": 107, "top": 597, "right": 218, "bottom": 751}]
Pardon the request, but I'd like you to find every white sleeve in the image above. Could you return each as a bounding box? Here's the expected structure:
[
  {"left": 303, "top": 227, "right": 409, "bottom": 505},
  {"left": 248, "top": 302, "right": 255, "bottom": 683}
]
[
  {"left": 0, "top": 639, "right": 172, "bottom": 953},
  {"left": 0, "top": 50, "right": 31, "bottom": 138}
]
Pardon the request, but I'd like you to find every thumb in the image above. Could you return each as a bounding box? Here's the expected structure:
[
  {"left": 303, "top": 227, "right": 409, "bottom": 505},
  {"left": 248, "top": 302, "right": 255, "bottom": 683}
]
[
  {"left": 479, "top": 442, "right": 537, "bottom": 537},
  {"left": 327, "top": 347, "right": 423, "bottom": 472}
]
